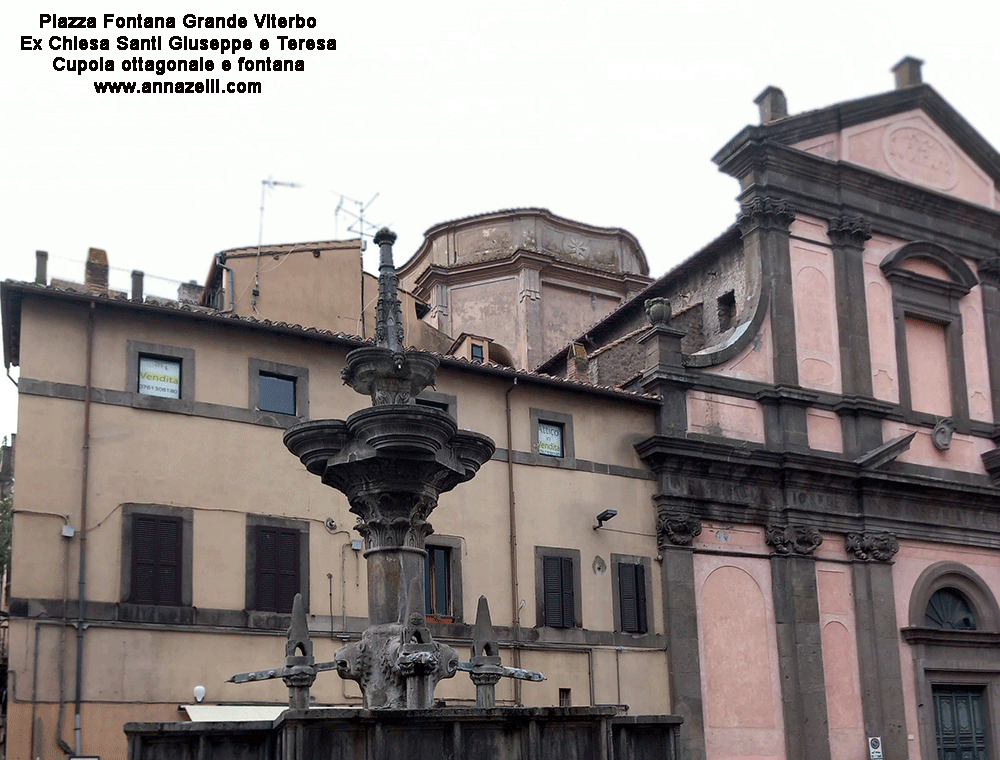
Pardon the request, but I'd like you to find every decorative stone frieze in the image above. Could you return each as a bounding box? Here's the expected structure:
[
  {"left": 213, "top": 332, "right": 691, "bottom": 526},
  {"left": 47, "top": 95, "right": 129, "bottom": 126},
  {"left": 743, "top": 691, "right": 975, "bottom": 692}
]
[
  {"left": 827, "top": 215, "right": 872, "bottom": 248},
  {"left": 656, "top": 510, "right": 703, "bottom": 548},
  {"left": 765, "top": 524, "right": 823, "bottom": 555},
  {"left": 736, "top": 197, "right": 796, "bottom": 233},
  {"left": 844, "top": 531, "right": 899, "bottom": 562},
  {"left": 978, "top": 255, "right": 1000, "bottom": 288}
]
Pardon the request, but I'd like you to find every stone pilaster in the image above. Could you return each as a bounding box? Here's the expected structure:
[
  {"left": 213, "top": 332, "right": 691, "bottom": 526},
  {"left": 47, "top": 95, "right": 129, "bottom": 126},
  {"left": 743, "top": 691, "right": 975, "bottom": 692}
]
[
  {"left": 765, "top": 524, "right": 831, "bottom": 760},
  {"left": 658, "top": 543, "right": 707, "bottom": 760},
  {"left": 828, "top": 215, "right": 885, "bottom": 455},
  {"left": 977, "top": 255, "right": 1000, "bottom": 425},
  {"left": 738, "top": 198, "right": 807, "bottom": 449},
  {"left": 849, "top": 533, "right": 907, "bottom": 760}
]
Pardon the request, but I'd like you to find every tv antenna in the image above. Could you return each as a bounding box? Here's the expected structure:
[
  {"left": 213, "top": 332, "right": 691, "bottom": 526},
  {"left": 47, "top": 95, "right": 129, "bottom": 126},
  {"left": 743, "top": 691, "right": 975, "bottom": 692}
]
[
  {"left": 333, "top": 192, "right": 383, "bottom": 249},
  {"left": 259, "top": 177, "right": 303, "bottom": 247},
  {"left": 253, "top": 177, "right": 303, "bottom": 313}
]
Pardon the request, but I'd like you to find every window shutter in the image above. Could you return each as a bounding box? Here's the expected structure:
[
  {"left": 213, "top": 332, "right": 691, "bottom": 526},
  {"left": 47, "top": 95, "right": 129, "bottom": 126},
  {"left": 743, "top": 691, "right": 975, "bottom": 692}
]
[
  {"left": 561, "top": 557, "right": 574, "bottom": 628},
  {"left": 635, "top": 563, "right": 647, "bottom": 634},
  {"left": 276, "top": 529, "right": 299, "bottom": 614},
  {"left": 132, "top": 516, "right": 157, "bottom": 604},
  {"left": 157, "top": 517, "right": 181, "bottom": 606},
  {"left": 619, "top": 563, "right": 638, "bottom": 632},
  {"left": 619, "top": 563, "right": 647, "bottom": 634},
  {"left": 131, "top": 515, "right": 181, "bottom": 606},
  {"left": 256, "top": 527, "right": 278, "bottom": 612},
  {"left": 256, "top": 526, "right": 299, "bottom": 613},
  {"left": 543, "top": 556, "right": 564, "bottom": 627}
]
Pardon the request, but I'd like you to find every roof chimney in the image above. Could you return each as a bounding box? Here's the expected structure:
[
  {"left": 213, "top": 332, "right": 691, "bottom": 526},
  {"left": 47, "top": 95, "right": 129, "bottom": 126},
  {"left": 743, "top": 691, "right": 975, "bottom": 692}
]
[
  {"left": 754, "top": 86, "right": 787, "bottom": 124},
  {"left": 178, "top": 279, "right": 204, "bottom": 304},
  {"left": 35, "top": 251, "right": 48, "bottom": 285},
  {"left": 131, "top": 270, "right": 144, "bottom": 302},
  {"left": 85, "top": 248, "right": 109, "bottom": 294},
  {"left": 892, "top": 56, "right": 923, "bottom": 89}
]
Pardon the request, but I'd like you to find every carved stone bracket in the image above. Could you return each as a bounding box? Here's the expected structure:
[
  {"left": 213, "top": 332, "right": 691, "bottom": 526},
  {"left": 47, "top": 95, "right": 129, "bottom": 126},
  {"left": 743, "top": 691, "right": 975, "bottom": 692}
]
[
  {"left": 978, "top": 255, "right": 1000, "bottom": 288},
  {"left": 827, "top": 215, "right": 872, "bottom": 249},
  {"left": 932, "top": 418, "right": 955, "bottom": 451},
  {"left": 736, "top": 197, "right": 796, "bottom": 234},
  {"left": 844, "top": 531, "right": 899, "bottom": 562},
  {"left": 765, "top": 524, "right": 823, "bottom": 556},
  {"left": 656, "top": 510, "right": 703, "bottom": 548}
]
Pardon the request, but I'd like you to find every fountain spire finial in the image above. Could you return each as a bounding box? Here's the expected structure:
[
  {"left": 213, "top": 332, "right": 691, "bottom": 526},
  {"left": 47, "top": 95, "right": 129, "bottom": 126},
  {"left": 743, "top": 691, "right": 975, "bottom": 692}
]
[
  {"left": 341, "top": 228, "right": 439, "bottom": 405},
  {"left": 373, "top": 228, "right": 404, "bottom": 353}
]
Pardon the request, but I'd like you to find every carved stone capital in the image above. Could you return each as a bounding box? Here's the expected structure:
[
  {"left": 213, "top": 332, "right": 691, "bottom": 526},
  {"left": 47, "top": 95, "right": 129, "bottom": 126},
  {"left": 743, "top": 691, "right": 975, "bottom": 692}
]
[
  {"left": 827, "top": 215, "right": 872, "bottom": 249},
  {"left": 349, "top": 491, "right": 437, "bottom": 551},
  {"left": 765, "top": 524, "right": 823, "bottom": 556},
  {"left": 978, "top": 255, "right": 1000, "bottom": 288},
  {"left": 844, "top": 531, "right": 899, "bottom": 562},
  {"left": 736, "top": 197, "right": 796, "bottom": 234},
  {"left": 656, "top": 510, "right": 702, "bottom": 548}
]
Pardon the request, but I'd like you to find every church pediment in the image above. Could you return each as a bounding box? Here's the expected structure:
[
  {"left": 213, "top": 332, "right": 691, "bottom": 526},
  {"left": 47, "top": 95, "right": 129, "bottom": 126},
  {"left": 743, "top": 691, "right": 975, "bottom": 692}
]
[{"left": 793, "top": 109, "right": 997, "bottom": 208}]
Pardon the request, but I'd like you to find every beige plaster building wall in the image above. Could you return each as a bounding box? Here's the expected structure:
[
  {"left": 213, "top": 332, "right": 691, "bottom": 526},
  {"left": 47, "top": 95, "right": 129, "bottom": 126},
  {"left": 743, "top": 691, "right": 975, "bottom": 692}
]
[{"left": 5, "top": 279, "right": 666, "bottom": 760}]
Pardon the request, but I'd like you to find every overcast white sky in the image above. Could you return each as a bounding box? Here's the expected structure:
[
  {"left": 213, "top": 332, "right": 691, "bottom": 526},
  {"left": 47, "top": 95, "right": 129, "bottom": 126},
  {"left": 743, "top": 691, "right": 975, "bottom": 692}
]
[{"left": 2, "top": 0, "right": 999, "bottom": 441}]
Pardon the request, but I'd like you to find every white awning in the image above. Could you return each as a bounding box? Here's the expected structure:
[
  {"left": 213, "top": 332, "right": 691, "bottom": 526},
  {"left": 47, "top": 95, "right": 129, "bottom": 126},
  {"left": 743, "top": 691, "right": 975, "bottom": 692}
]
[{"left": 181, "top": 705, "right": 286, "bottom": 722}]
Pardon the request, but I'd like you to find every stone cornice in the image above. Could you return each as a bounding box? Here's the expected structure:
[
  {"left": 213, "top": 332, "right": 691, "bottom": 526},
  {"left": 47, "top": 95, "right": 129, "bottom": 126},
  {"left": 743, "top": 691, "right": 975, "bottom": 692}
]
[
  {"left": 714, "top": 141, "right": 1000, "bottom": 256},
  {"left": 410, "top": 249, "right": 652, "bottom": 303},
  {"left": 635, "top": 434, "right": 1000, "bottom": 548},
  {"left": 900, "top": 627, "right": 1000, "bottom": 648}
]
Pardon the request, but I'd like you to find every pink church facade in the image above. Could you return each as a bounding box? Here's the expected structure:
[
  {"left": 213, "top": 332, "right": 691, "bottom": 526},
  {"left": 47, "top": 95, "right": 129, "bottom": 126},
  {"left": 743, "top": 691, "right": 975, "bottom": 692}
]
[{"left": 542, "top": 57, "right": 1000, "bottom": 760}]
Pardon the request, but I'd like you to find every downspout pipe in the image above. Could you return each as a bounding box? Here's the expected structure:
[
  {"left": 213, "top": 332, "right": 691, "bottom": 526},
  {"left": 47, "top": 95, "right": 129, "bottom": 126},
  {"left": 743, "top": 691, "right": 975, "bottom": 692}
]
[
  {"left": 75, "top": 301, "right": 95, "bottom": 755},
  {"left": 505, "top": 379, "right": 521, "bottom": 705}
]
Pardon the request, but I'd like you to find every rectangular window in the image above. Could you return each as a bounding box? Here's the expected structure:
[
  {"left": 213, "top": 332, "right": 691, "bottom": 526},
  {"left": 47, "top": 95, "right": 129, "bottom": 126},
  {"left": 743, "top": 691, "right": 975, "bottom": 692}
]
[
  {"left": 617, "top": 562, "right": 648, "bottom": 634},
  {"left": 254, "top": 525, "right": 300, "bottom": 613},
  {"left": 425, "top": 545, "right": 452, "bottom": 620},
  {"left": 543, "top": 555, "right": 575, "bottom": 628},
  {"left": 258, "top": 372, "right": 296, "bottom": 416},
  {"left": 530, "top": 409, "right": 575, "bottom": 466},
  {"left": 130, "top": 514, "right": 182, "bottom": 606},
  {"left": 138, "top": 355, "right": 182, "bottom": 399},
  {"left": 537, "top": 422, "right": 564, "bottom": 458},
  {"left": 471, "top": 343, "right": 484, "bottom": 363}
]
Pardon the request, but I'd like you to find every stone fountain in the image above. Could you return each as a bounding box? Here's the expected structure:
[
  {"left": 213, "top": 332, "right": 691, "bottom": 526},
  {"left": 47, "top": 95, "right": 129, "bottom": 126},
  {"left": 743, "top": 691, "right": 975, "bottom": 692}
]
[{"left": 283, "top": 228, "right": 495, "bottom": 709}]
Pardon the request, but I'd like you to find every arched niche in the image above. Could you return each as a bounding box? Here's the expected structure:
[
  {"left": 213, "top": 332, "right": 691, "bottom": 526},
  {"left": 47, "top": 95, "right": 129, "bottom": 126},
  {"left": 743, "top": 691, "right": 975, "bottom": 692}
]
[
  {"left": 907, "top": 561, "right": 1000, "bottom": 632},
  {"left": 880, "top": 241, "right": 978, "bottom": 296}
]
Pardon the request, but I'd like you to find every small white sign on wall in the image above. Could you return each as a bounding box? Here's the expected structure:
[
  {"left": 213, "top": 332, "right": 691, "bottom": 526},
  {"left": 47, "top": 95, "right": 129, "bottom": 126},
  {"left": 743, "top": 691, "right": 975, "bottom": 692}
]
[
  {"left": 868, "top": 736, "right": 883, "bottom": 760},
  {"left": 537, "top": 422, "right": 563, "bottom": 457},
  {"left": 138, "top": 356, "right": 181, "bottom": 398}
]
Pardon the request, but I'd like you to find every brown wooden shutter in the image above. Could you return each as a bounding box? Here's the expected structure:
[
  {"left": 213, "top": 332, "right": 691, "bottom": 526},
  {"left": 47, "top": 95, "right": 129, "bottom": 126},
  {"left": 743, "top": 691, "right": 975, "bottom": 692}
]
[
  {"left": 276, "top": 529, "right": 299, "bottom": 614},
  {"left": 543, "top": 556, "right": 574, "bottom": 628},
  {"left": 543, "top": 556, "right": 564, "bottom": 627},
  {"left": 255, "top": 526, "right": 299, "bottom": 613},
  {"left": 131, "top": 514, "right": 181, "bottom": 606},
  {"left": 619, "top": 563, "right": 647, "bottom": 634},
  {"left": 157, "top": 516, "right": 181, "bottom": 606},
  {"left": 132, "top": 516, "right": 157, "bottom": 604},
  {"left": 560, "top": 556, "right": 574, "bottom": 628}
]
